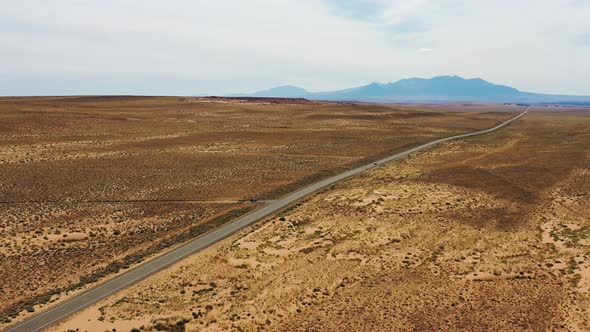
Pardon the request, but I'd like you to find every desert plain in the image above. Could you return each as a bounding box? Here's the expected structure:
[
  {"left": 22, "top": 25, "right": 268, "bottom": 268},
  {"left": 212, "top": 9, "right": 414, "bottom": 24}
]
[
  {"left": 38, "top": 105, "right": 590, "bottom": 331},
  {"left": 0, "top": 96, "right": 517, "bottom": 327}
]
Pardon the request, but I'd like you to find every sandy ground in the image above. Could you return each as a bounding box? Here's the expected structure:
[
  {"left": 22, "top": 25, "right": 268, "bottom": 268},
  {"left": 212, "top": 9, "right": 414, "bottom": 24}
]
[
  {"left": 1, "top": 96, "right": 517, "bottom": 325},
  {"left": 42, "top": 109, "right": 590, "bottom": 332}
]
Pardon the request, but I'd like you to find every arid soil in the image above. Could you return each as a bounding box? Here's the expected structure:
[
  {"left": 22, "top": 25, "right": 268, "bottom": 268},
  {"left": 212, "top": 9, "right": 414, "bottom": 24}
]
[
  {"left": 0, "top": 96, "right": 514, "bottom": 325},
  {"left": 44, "top": 108, "right": 590, "bottom": 331}
]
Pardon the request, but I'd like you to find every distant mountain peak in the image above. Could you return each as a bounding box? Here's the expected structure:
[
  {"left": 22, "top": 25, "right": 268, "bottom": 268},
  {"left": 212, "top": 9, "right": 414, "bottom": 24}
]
[
  {"left": 252, "top": 85, "right": 309, "bottom": 98},
  {"left": 229, "top": 75, "right": 590, "bottom": 103},
  {"left": 273, "top": 84, "right": 306, "bottom": 90}
]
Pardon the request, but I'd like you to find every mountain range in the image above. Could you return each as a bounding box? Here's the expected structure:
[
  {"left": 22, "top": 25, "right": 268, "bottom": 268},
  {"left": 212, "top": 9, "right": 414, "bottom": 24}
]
[{"left": 230, "top": 76, "right": 590, "bottom": 104}]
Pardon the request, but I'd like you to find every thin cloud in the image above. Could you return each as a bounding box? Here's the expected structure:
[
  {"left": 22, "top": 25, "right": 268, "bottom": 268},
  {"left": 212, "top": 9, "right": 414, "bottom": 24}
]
[
  {"left": 0, "top": 0, "right": 589, "bottom": 95},
  {"left": 377, "top": 0, "right": 434, "bottom": 25}
]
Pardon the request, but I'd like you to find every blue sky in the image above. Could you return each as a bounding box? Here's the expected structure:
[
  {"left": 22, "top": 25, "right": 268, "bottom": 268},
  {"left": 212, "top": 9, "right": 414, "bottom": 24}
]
[
  {"left": 328, "top": 0, "right": 384, "bottom": 21},
  {"left": 1, "top": 0, "right": 589, "bottom": 96}
]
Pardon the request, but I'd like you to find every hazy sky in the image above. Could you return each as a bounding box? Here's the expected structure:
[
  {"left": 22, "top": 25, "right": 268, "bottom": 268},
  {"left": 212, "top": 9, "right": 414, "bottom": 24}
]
[{"left": 2, "top": 0, "right": 589, "bottom": 96}]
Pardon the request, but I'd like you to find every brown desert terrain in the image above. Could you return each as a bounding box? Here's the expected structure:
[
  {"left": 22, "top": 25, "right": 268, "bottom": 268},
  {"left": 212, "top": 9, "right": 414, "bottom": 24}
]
[
  {"left": 42, "top": 107, "right": 590, "bottom": 331},
  {"left": 0, "top": 96, "right": 515, "bottom": 326}
]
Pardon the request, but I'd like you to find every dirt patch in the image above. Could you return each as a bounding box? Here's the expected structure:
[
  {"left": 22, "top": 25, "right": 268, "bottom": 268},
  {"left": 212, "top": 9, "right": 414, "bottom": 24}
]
[
  {"left": 423, "top": 165, "right": 538, "bottom": 204},
  {"left": 197, "top": 96, "right": 316, "bottom": 104},
  {"left": 305, "top": 110, "right": 443, "bottom": 121}
]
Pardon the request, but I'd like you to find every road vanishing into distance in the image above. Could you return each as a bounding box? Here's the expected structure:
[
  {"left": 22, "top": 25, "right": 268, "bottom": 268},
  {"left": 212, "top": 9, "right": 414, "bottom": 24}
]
[{"left": 7, "top": 107, "right": 529, "bottom": 332}]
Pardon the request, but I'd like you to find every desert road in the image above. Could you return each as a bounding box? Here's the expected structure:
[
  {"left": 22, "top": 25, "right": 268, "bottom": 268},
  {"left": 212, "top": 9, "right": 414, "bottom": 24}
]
[{"left": 7, "top": 107, "right": 529, "bottom": 332}]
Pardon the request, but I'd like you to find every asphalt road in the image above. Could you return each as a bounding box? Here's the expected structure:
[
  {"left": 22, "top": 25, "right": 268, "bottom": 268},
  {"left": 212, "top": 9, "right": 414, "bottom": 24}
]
[{"left": 6, "top": 107, "right": 529, "bottom": 332}]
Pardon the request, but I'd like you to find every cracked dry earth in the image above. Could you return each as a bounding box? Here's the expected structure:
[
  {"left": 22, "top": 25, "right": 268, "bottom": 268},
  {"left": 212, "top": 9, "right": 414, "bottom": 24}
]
[{"left": 50, "top": 109, "right": 590, "bottom": 332}]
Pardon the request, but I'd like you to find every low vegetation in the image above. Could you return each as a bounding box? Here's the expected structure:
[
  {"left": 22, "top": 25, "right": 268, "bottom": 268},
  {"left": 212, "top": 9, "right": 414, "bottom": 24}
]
[
  {"left": 0, "top": 96, "right": 513, "bottom": 325},
  {"left": 44, "top": 107, "right": 590, "bottom": 331}
]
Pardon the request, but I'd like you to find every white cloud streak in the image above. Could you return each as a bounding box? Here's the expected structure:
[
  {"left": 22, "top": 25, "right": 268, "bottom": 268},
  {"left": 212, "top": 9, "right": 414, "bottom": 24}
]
[{"left": 1, "top": 0, "right": 589, "bottom": 95}]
